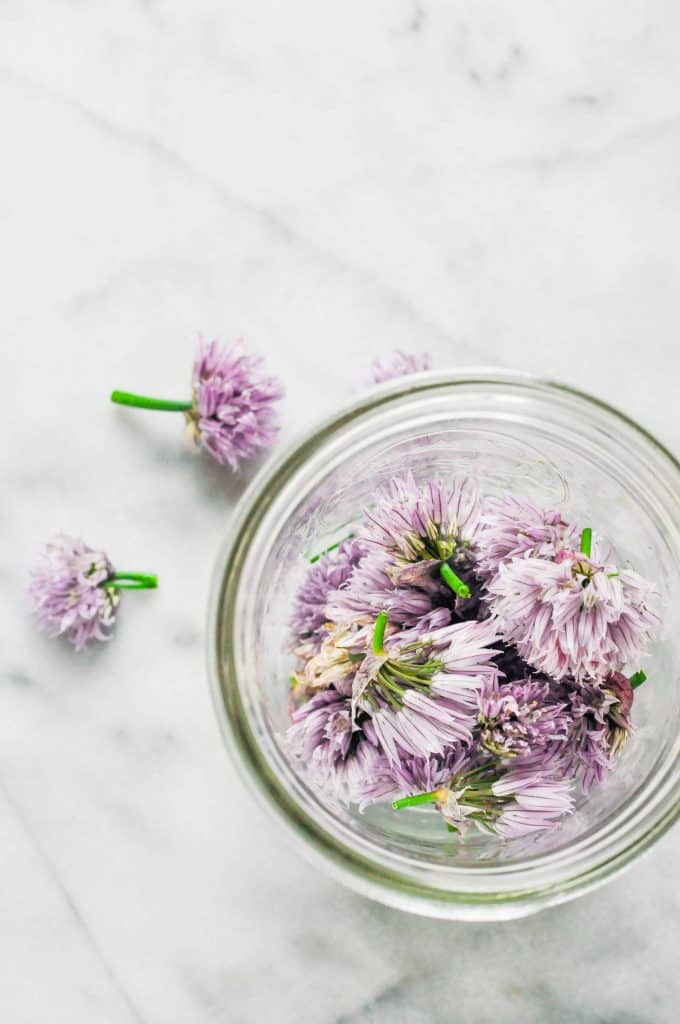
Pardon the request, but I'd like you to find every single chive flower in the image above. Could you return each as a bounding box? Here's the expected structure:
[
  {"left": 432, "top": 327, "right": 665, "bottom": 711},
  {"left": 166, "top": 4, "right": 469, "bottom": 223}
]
[
  {"left": 476, "top": 494, "right": 580, "bottom": 580},
  {"left": 111, "top": 337, "right": 283, "bottom": 471},
  {"left": 29, "top": 535, "right": 157, "bottom": 651},
  {"left": 486, "top": 535, "right": 661, "bottom": 681},
  {"left": 558, "top": 673, "right": 635, "bottom": 793},
  {"left": 371, "top": 351, "right": 431, "bottom": 384},
  {"left": 391, "top": 759, "right": 574, "bottom": 839}
]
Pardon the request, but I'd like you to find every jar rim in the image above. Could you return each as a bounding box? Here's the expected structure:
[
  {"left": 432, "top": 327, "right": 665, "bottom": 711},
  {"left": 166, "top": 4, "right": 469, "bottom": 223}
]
[{"left": 207, "top": 368, "right": 680, "bottom": 917}]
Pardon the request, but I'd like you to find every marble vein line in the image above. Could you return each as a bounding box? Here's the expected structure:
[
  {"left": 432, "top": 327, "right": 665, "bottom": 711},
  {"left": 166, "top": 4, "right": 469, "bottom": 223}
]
[
  {"left": 0, "top": 62, "right": 486, "bottom": 365},
  {"left": 0, "top": 775, "right": 148, "bottom": 1024},
  {"left": 495, "top": 110, "right": 680, "bottom": 174}
]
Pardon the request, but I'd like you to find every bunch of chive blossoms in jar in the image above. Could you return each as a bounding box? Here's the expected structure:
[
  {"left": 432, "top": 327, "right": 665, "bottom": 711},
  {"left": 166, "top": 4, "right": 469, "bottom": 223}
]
[{"left": 283, "top": 476, "right": 662, "bottom": 840}]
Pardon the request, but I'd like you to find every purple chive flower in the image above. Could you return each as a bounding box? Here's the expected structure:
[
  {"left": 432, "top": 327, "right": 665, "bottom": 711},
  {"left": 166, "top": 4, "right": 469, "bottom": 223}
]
[
  {"left": 352, "top": 617, "right": 502, "bottom": 762},
  {"left": 558, "top": 673, "right": 635, "bottom": 793},
  {"left": 327, "top": 474, "right": 484, "bottom": 626},
  {"left": 292, "top": 622, "right": 367, "bottom": 696},
  {"left": 359, "top": 473, "right": 482, "bottom": 569},
  {"left": 359, "top": 745, "right": 473, "bottom": 809},
  {"left": 111, "top": 337, "right": 283, "bottom": 471},
  {"left": 486, "top": 537, "right": 661, "bottom": 680},
  {"left": 490, "top": 762, "right": 574, "bottom": 839},
  {"left": 285, "top": 688, "right": 383, "bottom": 806},
  {"left": 290, "top": 539, "right": 365, "bottom": 653},
  {"left": 371, "top": 351, "right": 431, "bottom": 384},
  {"left": 187, "top": 339, "right": 283, "bottom": 469},
  {"left": 325, "top": 550, "right": 443, "bottom": 628},
  {"left": 477, "top": 495, "right": 580, "bottom": 579},
  {"left": 29, "top": 535, "right": 157, "bottom": 651},
  {"left": 477, "top": 678, "right": 570, "bottom": 759},
  {"left": 391, "top": 755, "right": 574, "bottom": 838}
]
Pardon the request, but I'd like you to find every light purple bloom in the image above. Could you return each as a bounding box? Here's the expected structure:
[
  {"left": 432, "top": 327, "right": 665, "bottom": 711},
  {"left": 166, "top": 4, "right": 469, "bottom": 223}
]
[
  {"left": 477, "top": 679, "right": 569, "bottom": 758},
  {"left": 477, "top": 495, "right": 579, "bottom": 579},
  {"left": 359, "top": 745, "right": 473, "bottom": 809},
  {"left": 371, "top": 351, "right": 431, "bottom": 384},
  {"left": 285, "top": 689, "right": 382, "bottom": 806},
  {"left": 187, "top": 338, "right": 283, "bottom": 470},
  {"left": 490, "top": 762, "right": 574, "bottom": 839},
  {"left": 359, "top": 473, "right": 483, "bottom": 568},
  {"left": 29, "top": 535, "right": 119, "bottom": 651},
  {"left": 327, "top": 474, "right": 484, "bottom": 626},
  {"left": 292, "top": 622, "right": 367, "bottom": 696},
  {"left": 558, "top": 673, "right": 635, "bottom": 793},
  {"left": 325, "top": 550, "right": 444, "bottom": 627},
  {"left": 486, "top": 539, "right": 661, "bottom": 680},
  {"left": 352, "top": 618, "right": 502, "bottom": 761},
  {"left": 290, "top": 539, "right": 365, "bottom": 652},
  {"left": 388, "top": 756, "right": 574, "bottom": 838}
]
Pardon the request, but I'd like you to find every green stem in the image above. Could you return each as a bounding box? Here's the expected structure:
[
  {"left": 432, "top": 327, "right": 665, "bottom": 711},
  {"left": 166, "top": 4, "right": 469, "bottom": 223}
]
[
  {"left": 580, "top": 527, "right": 592, "bottom": 558},
  {"left": 372, "top": 611, "right": 388, "bottom": 655},
  {"left": 440, "top": 563, "right": 471, "bottom": 599},
  {"left": 103, "top": 572, "right": 158, "bottom": 590},
  {"left": 308, "top": 534, "right": 355, "bottom": 564},
  {"left": 110, "top": 390, "right": 192, "bottom": 413},
  {"left": 630, "top": 670, "right": 647, "bottom": 689},
  {"left": 392, "top": 790, "right": 439, "bottom": 810}
]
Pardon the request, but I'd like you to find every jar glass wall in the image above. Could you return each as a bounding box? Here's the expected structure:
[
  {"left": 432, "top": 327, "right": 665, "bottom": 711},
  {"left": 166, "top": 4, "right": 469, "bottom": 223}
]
[{"left": 208, "top": 371, "right": 680, "bottom": 920}]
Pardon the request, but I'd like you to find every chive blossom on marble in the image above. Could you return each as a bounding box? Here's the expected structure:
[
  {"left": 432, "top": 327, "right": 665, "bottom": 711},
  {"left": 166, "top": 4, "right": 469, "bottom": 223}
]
[
  {"left": 29, "top": 535, "right": 157, "bottom": 651},
  {"left": 111, "top": 337, "right": 283, "bottom": 471}
]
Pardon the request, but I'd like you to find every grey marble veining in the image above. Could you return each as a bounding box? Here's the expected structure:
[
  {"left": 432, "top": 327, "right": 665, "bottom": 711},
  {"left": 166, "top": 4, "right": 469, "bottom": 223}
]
[{"left": 1, "top": 2, "right": 679, "bottom": 1021}]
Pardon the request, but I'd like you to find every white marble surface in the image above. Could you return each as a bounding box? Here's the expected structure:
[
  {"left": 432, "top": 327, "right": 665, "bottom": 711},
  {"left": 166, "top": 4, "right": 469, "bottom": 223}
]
[{"left": 2, "top": 2, "right": 680, "bottom": 1021}]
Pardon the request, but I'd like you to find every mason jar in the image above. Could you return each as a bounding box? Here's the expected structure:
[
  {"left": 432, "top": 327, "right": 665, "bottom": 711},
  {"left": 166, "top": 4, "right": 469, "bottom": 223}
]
[{"left": 208, "top": 369, "right": 680, "bottom": 920}]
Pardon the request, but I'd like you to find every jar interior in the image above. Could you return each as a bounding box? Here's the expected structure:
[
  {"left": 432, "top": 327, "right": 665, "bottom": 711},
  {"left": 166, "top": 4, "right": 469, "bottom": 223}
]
[{"left": 223, "top": 379, "right": 680, "bottom": 873}]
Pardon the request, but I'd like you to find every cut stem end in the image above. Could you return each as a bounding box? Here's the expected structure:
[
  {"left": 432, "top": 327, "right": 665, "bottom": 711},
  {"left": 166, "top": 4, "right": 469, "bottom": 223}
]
[
  {"left": 392, "top": 790, "right": 439, "bottom": 810},
  {"left": 440, "top": 562, "right": 471, "bottom": 599},
  {"left": 630, "top": 670, "right": 647, "bottom": 689},
  {"left": 110, "top": 390, "right": 192, "bottom": 413},
  {"left": 580, "top": 527, "right": 592, "bottom": 558},
  {"left": 372, "top": 610, "right": 388, "bottom": 656},
  {"left": 103, "top": 572, "right": 158, "bottom": 591}
]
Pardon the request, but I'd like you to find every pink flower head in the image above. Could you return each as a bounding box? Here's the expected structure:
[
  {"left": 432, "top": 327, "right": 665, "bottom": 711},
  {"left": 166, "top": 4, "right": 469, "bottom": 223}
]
[
  {"left": 290, "top": 539, "right": 365, "bottom": 653},
  {"left": 490, "top": 762, "right": 574, "bottom": 839},
  {"left": 476, "top": 494, "right": 580, "bottom": 580},
  {"left": 29, "top": 535, "right": 119, "bottom": 651},
  {"left": 558, "top": 673, "right": 635, "bottom": 793},
  {"left": 351, "top": 618, "right": 501, "bottom": 762},
  {"left": 327, "top": 474, "right": 484, "bottom": 626},
  {"left": 187, "top": 338, "right": 283, "bottom": 470},
  {"left": 486, "top": 537, "right": 661, "bottom": 680},
  {"left": 477, "top": 678, "right": 570, "bottom": 759},
  {"left": 285, "top": 689, "right": 382, "bottom": 806},
  {"left": 371, "top": 351, "right": 431, "bottom": 384},
  {"left": 360, "top": 472, "right": 483, "bottom": 568}
]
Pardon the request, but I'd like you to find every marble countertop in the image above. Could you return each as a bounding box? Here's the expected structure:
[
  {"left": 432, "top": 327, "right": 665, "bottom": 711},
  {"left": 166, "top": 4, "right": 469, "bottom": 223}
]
[{"left": 2, "top": 2, "right": 680, "bottom": 1021}]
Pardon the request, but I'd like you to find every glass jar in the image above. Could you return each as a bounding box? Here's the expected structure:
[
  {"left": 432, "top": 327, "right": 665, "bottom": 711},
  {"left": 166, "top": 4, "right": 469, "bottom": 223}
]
[{"left": 208, "top": 370, "right": 680, "bottom": 920}]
